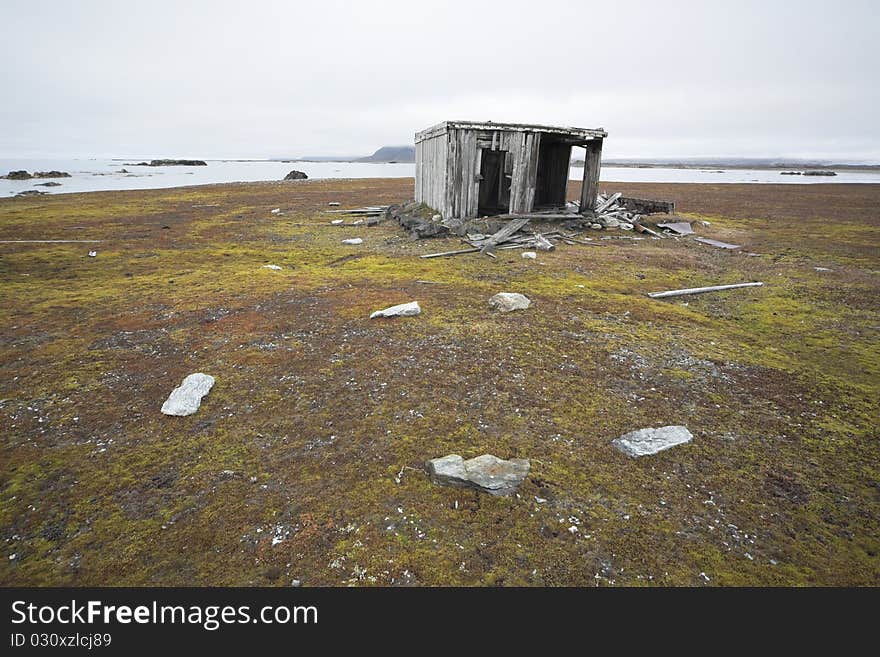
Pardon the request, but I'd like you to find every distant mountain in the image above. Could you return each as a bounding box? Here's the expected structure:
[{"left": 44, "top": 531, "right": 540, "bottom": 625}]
[{"left": 357, "top": 146, "right": 415, "bottom": 163}]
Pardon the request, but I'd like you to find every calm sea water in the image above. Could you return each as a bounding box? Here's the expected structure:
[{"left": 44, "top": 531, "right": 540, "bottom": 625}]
[{"left": 2, "top": 158, "right": 879, "bottom": 197}]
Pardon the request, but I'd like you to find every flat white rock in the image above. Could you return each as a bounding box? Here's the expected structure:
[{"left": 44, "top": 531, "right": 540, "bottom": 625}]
[
  {"left": 370, "top": 301, "right": 421, "bottom": 319},
  {"left": 612, "top": 425, "right": 693, "bottom": 457},
  {"left": 342, "top": 238, "right": 363, "bottom": 245},
  {"left": 489, "top": 292, "right": 531, "bottom": 312},
  {"left": 262, "top": 264, "right": 282, "bottom": 270},
  {"left": 330, "top": 219, "right": 344, "bottom": 225},
  {"left": 161, "top": 373, "right": 215, "bottom": 416},
  {"left": 522, "top": 251, "right": 537, "bottom": 259}
]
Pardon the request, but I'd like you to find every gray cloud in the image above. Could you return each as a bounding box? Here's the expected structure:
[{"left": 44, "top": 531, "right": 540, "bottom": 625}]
[{"left": 2, "top": 0, "right": 877, "bottom": 160}]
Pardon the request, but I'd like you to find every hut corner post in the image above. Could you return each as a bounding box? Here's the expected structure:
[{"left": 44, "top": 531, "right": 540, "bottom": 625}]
[{"left": 579, "top": 138, "right": 603, "bottom": 214}]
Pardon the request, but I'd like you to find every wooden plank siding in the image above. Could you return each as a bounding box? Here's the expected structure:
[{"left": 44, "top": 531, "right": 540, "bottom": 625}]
[
  {"left": 579, "top": 138, "right": 603, "bottom": 212},
  {"left": 414, "top": 132, "right": 449, "bottom": 216},
  {"left": 416, "top": 121, "right": 605, "bottom": 220}
]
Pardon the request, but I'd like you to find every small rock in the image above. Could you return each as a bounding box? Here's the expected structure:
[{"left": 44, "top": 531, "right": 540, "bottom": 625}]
[
  {"left": 370, "top": 301, "right": 421, "bottom": 319},
  {"left": 814, "top": 267, "right": 832, "bottom": 272},
  {"left": 612, "top": 425, "right": 693, "bottom": 457},
  {"left": 87, "top": 251, "right": 97, "bottom": 257},
  {"left": 328, "top": 202, "right": 340, "bottom": 207},
  {"left": 161, "top": 373, "right": 215, "bottom": 416},
  {"left": 291, "top": 579, "right": 302, "bottom": 587},
  {"left": 426, "top": 454, "right": 530, "bottom": 496},
  {"left": 342, "top": 238, "right": 363, "bottom": 245},
  {"left": 489, "top": 292, "right": 531, "bottom": 312},
  {"left": 284, "top": 170, "right": 308, "bottom": 180},
  {"left": 262, "top": 264, "right": 282, "bottom": 271},
  {"left": 590, "top": 223, "right": 602, "bottom": 230},
  {"left": 330, "top": 219, "right": 344, "bottom": 225},
  {"left": 522, "top": 251, "right": 537, "bottom": 259},
  {"left": 270, "top": 208, "right": 282, "bottom": 214},
  {"left": 619, "top": 223, "right": 634, "bottom": 231}
]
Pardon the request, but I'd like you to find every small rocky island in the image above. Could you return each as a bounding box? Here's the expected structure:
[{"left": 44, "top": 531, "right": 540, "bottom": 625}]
[
  {"left": 2, "top": 170, "right": 71, "bottom": 180},
  {"left": 128, "top": 159, "right": 208, "bottom": 166},
  {"left": 284, "top": 170, "right": 308, "bottom": 180}
]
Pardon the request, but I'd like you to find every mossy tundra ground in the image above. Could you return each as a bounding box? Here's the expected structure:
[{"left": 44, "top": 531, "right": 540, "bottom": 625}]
[{"left": 1, "top": 179, "right": 877, "bottom": 586}]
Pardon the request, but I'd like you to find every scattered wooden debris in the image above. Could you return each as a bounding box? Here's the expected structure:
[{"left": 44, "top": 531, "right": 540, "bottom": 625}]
[
  {"left": 325, "top": 206, "right": 388, "bottom": 216},
  {"left": 478, "top": 217, "right": 531, "bottom": 254},
  {"left": 694, "top": 237, "right": 741, "bottom": 250},
  {"left": 647, "top": 282, "right": 764, "bottom": 299},
  {"left": 420, "top": 247, "right": 480, "bottom": 259},
  {"left": 657, "top": 221, "right": 694, "bottom": 235}
]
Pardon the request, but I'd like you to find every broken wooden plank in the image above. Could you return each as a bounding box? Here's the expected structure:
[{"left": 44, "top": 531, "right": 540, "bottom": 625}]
[
  {"left": 694, "top": 237, "right": 741, "bottom": 250},
  {"left": 492, "top": 213, "right": 579, "bottom": 221},
  {"left": 647, "top": 282, "right": 764, "bottom": 299},
  {"left": 657, "top": 221, "right": 694, "bottom": 235},
  {"left": 420, "top": 247, "right": 480, "bottom": 259},
  {"left": 632, "top": 222, "right": 664, "bottom": 239},
  {"left": 532, "top": 234, "right": 556, "bottom": 251},
  {"left": 480, "top": 216, "right": 531, "bottom": 253},
  {"left": 594, "top": 192, "right": 622, "bottom": 214}
]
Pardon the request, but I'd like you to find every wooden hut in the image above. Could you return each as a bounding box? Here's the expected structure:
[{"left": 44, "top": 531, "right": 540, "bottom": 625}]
[{"left": 414, "top": 120, "right": 606, "bottom": 220}]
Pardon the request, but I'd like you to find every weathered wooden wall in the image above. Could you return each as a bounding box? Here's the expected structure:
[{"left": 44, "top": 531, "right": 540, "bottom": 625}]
[
  {"left": 440, "top": 128, "right": 541, "bottom": 218},
  {"left": 417, "top": 124, "right": 601, "bottom": 220},
  {"left": 414, "top": 133, "right": 449, "bottom": 217},
  {"left": 579, "top": 139, "right": 603, "bottom": 212}
]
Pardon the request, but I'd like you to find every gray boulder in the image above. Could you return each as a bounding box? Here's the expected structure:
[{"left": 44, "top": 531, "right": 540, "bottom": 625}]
[
  {"left": 161, "top": 373, "right": 215, "bottom": 416},
  {"left": 426, "top": 454, "right": 530, "bottom": 496},
  {"left": 612, "top": 425, "right": 693, "bottom": 457},
  {"left": 284, "top": 170, "right": 308, "bottom": 180},
  {"left": 489, "top": 292, "right": 531, "bottom": 312}
]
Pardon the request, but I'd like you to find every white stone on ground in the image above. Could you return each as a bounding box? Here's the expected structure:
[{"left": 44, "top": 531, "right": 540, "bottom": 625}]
[
  {"left": 426, "top": 454, "right": 530, "bottom": 496},
  {"left": 161, "top": 373, "right": 215, "bottom": 416},
  {"left": 370, "top": 301, "right": 421, "bottom": 319},
  {"left": 88, "top": 251, "right": 97, "bottom": 257},
  {"left": 522, "top": 252, "right": 537, "bottom": 259},
  {"left": 489, "top": 292, "right": 531, "bottom": 312},
  {"left": 262, "top": 264, "right": 282, "bottom": 270},
  {"left": 342, "top": 238, "right": 363, "bottom": 245},
  {"left": 330, "top": 219, "right": 344, "bottom": 225},
  {"left": 612, "top": 425, "right": 693, "bottom": 457}
]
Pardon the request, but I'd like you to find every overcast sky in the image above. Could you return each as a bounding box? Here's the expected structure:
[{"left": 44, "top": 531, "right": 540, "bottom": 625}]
[{"left": 2, "top": 0, "right": 878, "bottom": 161}]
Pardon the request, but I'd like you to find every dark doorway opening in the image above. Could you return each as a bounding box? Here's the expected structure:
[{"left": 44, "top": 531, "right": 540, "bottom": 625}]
[
  {"left": 534, "top": 138, "right": 572, "bottom": 209},
  {"left": 478, "top": 149, "right": 510, "bottom": 216}
]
